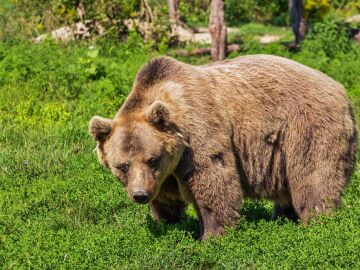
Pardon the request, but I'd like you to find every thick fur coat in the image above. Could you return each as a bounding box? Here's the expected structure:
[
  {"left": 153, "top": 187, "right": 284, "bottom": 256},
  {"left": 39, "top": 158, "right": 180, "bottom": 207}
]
[{"left": 89, "top": 55, "right": 358, "bottom": 240}]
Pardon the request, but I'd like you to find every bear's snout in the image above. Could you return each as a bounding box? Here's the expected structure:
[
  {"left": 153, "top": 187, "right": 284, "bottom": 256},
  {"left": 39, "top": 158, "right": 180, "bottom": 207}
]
[{"left": 132, "top": 189, "right": 150, "bottom": 204}]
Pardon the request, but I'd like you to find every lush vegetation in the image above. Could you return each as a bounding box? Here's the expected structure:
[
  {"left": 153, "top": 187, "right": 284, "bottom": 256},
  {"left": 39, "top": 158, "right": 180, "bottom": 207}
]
[
  {"left": 1, "top": 0, "right": 360, "bottom": 268},
  {"left": 1, "top": 0, "right": 359, "bottom": 44}
]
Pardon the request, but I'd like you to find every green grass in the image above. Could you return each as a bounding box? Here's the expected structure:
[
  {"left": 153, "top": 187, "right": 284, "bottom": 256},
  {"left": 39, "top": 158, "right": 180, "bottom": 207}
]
[
  {"left": 228, "top": 22, "right": 293, "bottom": 44},
  {"left": 1, "top": 25, "right": 360, "bottom": 269}
]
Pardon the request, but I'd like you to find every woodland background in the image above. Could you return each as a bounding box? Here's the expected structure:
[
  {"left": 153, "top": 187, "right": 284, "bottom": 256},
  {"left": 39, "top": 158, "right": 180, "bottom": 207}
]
[{"left": 1, "top": 0, "right": 360, "bottom": 269}]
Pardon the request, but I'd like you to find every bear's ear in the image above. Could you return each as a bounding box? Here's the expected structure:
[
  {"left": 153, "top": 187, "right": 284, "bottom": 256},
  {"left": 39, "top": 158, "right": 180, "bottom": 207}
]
[
  {"left": 89, "top": 116, "right": 113, "bottom": 142},
  {"left": 147, "top": 101, "right": 170, "bottom": 128}
]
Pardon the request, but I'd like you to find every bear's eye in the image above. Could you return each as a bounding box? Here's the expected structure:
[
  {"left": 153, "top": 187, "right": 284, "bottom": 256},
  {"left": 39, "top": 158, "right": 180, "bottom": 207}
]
[
  {"left": 116, "top": 163, "right": 129, "bottom": 174},
  {"left": 147, "top": 157, "right": 160, "bottom": 169}
]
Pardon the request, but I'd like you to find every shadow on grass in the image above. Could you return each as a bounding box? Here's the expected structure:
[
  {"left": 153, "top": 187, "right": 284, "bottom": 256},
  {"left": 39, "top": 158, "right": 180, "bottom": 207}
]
[
  {"left": 146, "top": 214, "right": 200, "bottom": 239},
  {"left": 241, "top": 200, "right": 299, "bottom": 226},
  {"left": 146, "top": 200, "right": 288, "bottom": 239},
  {"left": 241, "top": 200, "right": 273, "bottom": 222}
]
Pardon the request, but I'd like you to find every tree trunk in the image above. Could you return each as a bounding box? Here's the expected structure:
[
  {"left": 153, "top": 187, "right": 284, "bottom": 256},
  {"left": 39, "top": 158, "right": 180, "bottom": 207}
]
[
  {"left": 76, "top": 1, "right": 85, "bottom": 21},
  {"left": 289, "top": 0, "right": 307, "bottom": 45},
  {"left": 168, "top": 0, "right": 180, "bottom": 25},
  {"left": 209, "top": 0, "right": 227, "bottom": 61}
]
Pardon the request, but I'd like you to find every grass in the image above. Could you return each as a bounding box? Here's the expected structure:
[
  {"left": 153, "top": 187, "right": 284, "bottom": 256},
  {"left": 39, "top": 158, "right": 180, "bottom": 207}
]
[
  {"left": 1, "top": 22, "right": 360, "bottom": 268},
  {"left": 228, "top": 22, "right": 293, "bottom": 44}
]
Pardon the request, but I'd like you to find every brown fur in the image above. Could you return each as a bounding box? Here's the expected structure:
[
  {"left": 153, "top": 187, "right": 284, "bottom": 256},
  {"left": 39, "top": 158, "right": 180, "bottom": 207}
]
[{"left": 89, "top": 55, "right": 358, "bottom": 240}]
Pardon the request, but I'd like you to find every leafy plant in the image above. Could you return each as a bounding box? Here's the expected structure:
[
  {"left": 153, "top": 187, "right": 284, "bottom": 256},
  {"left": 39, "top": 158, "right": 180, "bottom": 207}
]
[
  {"left": 302, "top": 18, "right": 353, "bottom": 58},
  {"left": 304, "top": 0, "right": 331, "bottom": 21},
  {"left": 225, "top": 0, "right": 289, "bottom": 26}
]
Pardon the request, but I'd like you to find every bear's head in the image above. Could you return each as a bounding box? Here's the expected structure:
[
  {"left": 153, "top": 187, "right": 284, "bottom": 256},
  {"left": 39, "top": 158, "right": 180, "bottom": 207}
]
[{"left": 89, "top": 101, "right": 186, "bottom": 204}]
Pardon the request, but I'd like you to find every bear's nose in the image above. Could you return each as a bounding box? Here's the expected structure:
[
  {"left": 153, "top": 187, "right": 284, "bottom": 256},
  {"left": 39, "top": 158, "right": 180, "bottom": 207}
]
[{"left": 132, "top": 189, "right": 149, "bottom": 204}]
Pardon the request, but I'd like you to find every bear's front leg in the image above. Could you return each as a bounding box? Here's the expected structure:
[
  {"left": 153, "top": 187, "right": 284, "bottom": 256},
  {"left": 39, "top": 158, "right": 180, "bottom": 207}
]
[
  {"left": 272, "top": 203, "right": 299, "bottom": 222},
  {"left": 196, "top": 206, "right": 226, "bottom": 240},
  {"left": 187, "top": 156, "right": 243, "bottom": 240},
  {"left": 149, "top": 175, "right": 187, "bottom": 224},
  {"left": 150, "top": 198, "right": 186, "bottom": 224}
]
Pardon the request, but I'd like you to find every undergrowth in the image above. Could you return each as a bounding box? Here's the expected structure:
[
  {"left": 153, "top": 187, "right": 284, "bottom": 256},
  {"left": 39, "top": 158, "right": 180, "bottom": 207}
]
[{"left": 1, "top": 19, "right": 360, "bottom": 269}]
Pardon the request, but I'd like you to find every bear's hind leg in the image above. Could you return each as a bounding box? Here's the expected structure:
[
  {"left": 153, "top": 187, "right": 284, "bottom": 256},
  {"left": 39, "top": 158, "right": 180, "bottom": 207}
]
[
  {"left": 291, "top": 184, "right": 341, "bottom": 223},
  {"left": 150, "top": 175, "right": 187, "bottom": 224},
  {"left": 288, "top": 155, "right": 348, "bottom": 223},
  {"left": 285, "top": 120, "right": 354, "bottom": 223}
]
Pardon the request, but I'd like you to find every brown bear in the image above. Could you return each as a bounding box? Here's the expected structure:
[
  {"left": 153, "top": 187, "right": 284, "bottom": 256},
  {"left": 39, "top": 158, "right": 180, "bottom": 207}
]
[{"left": 89, "top": 55, "right": 358, "bottom": 240}]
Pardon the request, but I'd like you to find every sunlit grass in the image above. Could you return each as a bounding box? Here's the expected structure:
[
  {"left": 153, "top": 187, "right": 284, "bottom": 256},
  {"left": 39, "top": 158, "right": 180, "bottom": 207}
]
[{"left": 1, "top": 29, "right": 360, "bottom": 268}]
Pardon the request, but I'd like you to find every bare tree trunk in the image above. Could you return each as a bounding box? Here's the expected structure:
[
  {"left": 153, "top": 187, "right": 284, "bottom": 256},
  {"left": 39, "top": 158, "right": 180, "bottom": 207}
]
[
  {"left": 142, "top": 0, "right": 153, "bottom": 23},
  {"left": 76, "top": 1, "right": 85, "bottom": 21},
  {"left": 209, "top": 0, "right": 227, "bottom": 61},
  {"left": 167, "top": 0, "right": 195, "bottom": 41},
  {"left": 289, "top": 0, "right": 307, "bottom": 45},
  {"left": 167, "top": 0, "right": 180, "bottom": 25}
]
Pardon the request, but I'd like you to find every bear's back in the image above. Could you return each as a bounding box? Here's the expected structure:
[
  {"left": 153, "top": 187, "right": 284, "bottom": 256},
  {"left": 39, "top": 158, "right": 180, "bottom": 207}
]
[
  {"left": 190, "top": 54, "right": 350, "bottom": 125},
  {"left": 200, "top": 54, "right": 346, "bottom": 101}
]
